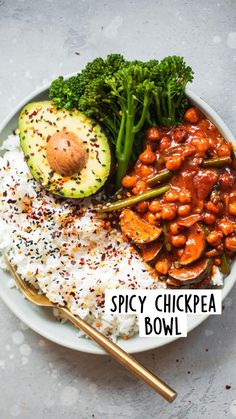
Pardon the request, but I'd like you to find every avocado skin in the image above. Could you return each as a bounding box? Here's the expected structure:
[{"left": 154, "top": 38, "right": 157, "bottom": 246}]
[{"left": 19, "top": 101, "right": 111, "bottom": 199}]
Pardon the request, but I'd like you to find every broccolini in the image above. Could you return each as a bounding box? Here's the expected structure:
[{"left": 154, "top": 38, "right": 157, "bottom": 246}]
[{"left": 49, "top": 54, "right": 193, "bottom": 187}]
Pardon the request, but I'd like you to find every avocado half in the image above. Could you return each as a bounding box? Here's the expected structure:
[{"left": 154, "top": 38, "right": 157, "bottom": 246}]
[{"left": 19, "top": 101, "right": 111, "bottom": 199}]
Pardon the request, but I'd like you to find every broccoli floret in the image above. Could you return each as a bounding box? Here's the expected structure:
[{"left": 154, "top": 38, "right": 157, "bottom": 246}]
[
  {"left": 151, "top": 56, "right": 194, "bottom": 126},
  {"left": 49, "top": 75, "right": 82, "bottom": 110}
]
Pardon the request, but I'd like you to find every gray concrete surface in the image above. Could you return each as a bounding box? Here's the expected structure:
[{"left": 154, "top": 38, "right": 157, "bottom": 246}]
[{"left": 0, "top": 0, "right": 236, "bottom": 418}]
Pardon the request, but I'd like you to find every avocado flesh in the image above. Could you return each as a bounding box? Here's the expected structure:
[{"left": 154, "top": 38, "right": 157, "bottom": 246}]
[{"left": 19, "top": 101, "right": 111, "bottom": 199}]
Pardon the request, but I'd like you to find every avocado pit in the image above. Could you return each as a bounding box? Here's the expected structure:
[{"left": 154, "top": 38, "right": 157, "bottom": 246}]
[{"left": 46, "top": 130, "right": 87, "bottom": 176}]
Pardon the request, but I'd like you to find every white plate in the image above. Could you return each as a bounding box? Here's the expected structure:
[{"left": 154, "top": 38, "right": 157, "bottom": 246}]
[{"left": 0, "top": 83, "right": 235, "bottom": 354}]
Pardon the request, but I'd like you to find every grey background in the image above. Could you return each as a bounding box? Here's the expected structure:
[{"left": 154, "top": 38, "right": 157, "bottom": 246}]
[{"left": 0, "top": 0, "right": 236, "bottom": 418}]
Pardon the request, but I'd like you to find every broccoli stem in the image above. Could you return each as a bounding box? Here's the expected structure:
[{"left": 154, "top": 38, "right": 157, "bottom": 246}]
[
  {"left": 153, "top": 93, "right": 161, "bottom": 125},
  {"left": 115, "top": 93, "right": 151, "bottom": 188},
  {"left": 116, "top": 112, "right": 135, "bottom": 188},
  {"left": 167, "top": 84, "right": 173, "bottom": 120},
  {"left": 134, "top": 93, "right": 150, "bottom": 133},
  {"left": 116, "top": 109, "right": 126, "bottom": 159}
]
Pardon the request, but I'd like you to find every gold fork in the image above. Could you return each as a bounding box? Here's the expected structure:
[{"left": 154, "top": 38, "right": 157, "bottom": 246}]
[{"left": 4, "top": 255, "right": 177, "bottom": 402}]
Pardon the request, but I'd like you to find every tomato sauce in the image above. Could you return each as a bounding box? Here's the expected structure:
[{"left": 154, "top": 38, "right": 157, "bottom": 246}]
[{"left": 120, "top": 107, "right": 236, "bottom": 287}]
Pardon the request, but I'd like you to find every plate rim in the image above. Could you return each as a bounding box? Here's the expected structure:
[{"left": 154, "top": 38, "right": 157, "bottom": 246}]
[{"left": 0, "top": 81, "right": 235, "bottom": 355}]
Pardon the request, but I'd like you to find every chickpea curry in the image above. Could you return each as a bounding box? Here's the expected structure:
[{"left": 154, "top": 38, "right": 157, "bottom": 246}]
[{"left": 99, "top": 107, "right": 236, "bottom": 288}]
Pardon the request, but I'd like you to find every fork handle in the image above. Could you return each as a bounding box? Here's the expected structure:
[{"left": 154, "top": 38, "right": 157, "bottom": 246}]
[{"left": 59, "top": 307, "right": 177, "bottom": 402}]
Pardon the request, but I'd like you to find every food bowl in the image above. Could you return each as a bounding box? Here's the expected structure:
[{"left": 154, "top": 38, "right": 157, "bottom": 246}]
[{"left": 0, "top": 82, "right": 235, "bottom": 354}]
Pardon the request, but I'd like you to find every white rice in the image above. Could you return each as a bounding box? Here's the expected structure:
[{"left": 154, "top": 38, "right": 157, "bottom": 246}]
[{"left": 0, "top": 134, "right": 161, "bottom": 340}]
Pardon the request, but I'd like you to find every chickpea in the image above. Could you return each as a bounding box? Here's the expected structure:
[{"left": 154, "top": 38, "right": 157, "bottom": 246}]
[
  {"left": 139, "top": 164, "right": 154, "bottom": 177},
  {"left": 165, "top": 155, "right": 182, "bottom": 171},
  {"left": 139, "top": 149, "right": 156, "bottom": 165},
  {"left": 145, "top": 127, "right": 161, "bottom": 142},
  {"left": 198, "top": 119, "right": 212, "bottom": 131},
  {"left": 171, "top": 234, "right": 187, "bottom": 247},
  {"left": 159, "top": 136, "right": 171, "bottom": 152},
  {"left": 173, "top": 129, "right": 187, "bottom": 143},
  {"left": 132, "top": 180, "right": 146, "bottom": 195},
  {"left": 161, "top": 204, "right": 177, "bottom": 220},
  {"left": 206, "top": 230, "right": 223, "bottom": 247},
  {"left": 203, "top": 212, "right": 216, "bottom": 225},
  {"left": 178, "top": 204, "right": 191, "bottom": 217},
  {"left": 217, "top": 143, "right": 231, "bottom": 157},
  {"left": 149, "top": 200, "right": 161, "bottom": 214},
  {"left": 192, "top": 137, "right": 209, "bottom": 155},
  {"left": 205, "top": 201, "right": 223, "bottom": 214},
  {"left": 219, "top": 173, "right": 234, "bottom": 190},
  {"left": 218, "top": 219, "right": 234, "bottom": 236},
  {"left": 122, "top": 175, "right": 137, "bottom": 189},
  {"left": 225, "top": 236, "right": 236, "bottom": 252},
  {"left": 182, "top": 144, "right": 196, "bottom": 157},
  {"left": 144, "top": 211, "right": 157, "bottom": 225},
  {"left": 229, "top": 202, "right": 236, "bottom": 216},
  {"left": 155, "top": 212, "right": 162, "bottom": 221},
  {"left": 136, "top": 201, "right": 149, "bottom": 213},
  {"left": 184, "top": 107, "right": 199, "bottom": 124},
  {"left": 178, "top": 188, "right": 192, "bottom": 204},
  {"left": 165, "top": 188, "right": 179, "bottom": 203},
  {"left": 214, "top": 258, "right": 221, "bottom": 266},
  {"left": 169, "top": 222, "right": 182, "bottom": 235},
  {"left": 155, "top": 259, "right": 169, "bottom": 275}
]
